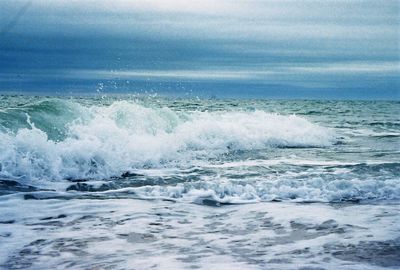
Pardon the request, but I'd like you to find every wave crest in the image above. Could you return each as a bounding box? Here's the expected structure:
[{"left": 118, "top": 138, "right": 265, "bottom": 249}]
[{"left": 0, "top": 100, "right": 335, "bottom": 181}]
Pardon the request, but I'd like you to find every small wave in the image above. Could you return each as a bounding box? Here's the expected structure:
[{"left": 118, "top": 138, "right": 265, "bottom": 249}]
[
  {"left": 70, "top": 174, "right": 400, "bottom": 204},
  {"left": 344, "top": 128, "right": 400, "bottom": 138},
  {"left": 368, "top": 121, "right": 400, "bottom": 129}
]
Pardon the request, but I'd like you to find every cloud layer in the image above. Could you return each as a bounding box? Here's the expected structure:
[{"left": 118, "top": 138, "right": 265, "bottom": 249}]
[{"left": 0, "top": 0, "right": 399, "bottom": 98}]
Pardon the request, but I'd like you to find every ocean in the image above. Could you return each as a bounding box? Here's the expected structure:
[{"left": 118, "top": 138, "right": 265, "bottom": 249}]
[{"left": 0, "top": 95, "right": 399, "bottom": 269}]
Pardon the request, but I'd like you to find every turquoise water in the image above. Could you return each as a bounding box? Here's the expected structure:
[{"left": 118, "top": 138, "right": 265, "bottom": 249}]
[{"left": 0, "top": 95, "right": 399, "bottom": 269}]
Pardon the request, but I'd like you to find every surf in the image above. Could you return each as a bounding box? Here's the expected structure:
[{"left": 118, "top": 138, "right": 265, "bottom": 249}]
[{"left": 0, "top": 99, "right": 336, "bottom": 181}]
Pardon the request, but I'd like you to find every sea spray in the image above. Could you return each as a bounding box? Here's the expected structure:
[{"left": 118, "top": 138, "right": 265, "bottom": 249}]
[{"left": 0, "top": 99, "right": 335, "bottom": 181}]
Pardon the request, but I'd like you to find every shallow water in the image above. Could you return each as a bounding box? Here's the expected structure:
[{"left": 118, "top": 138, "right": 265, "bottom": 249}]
[{"left": 0, "top": 96, "right": 399, "bottom": 269}]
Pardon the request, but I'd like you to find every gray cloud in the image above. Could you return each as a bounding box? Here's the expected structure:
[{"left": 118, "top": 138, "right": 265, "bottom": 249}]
[{"left": 0, "top": 0, "right": 399, "bottom": 98}]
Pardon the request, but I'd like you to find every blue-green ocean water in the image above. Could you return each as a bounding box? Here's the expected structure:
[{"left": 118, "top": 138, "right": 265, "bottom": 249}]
[{"left": 0, "top": 95, "right": 399, "bottom": 269}]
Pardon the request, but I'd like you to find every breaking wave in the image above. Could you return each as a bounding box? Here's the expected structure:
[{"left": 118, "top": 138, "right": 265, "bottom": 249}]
[{"left": 0, "top": 99, "right": 335, "bottom": 181}]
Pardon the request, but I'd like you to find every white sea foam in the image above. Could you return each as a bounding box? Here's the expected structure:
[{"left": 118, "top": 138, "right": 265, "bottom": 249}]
[
  {"left": 129, "top": 175, "right": 400, "bottom": 203},
  {"left": 0, "top": 100, "right": 335, "bottom": 181},
  {"left": 2, "top": 196, "right": 398, "bottom": 269}
]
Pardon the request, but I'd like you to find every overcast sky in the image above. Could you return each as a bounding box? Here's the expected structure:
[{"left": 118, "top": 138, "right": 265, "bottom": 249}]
[{"left": 0, "top": 0, "right": 399, "bottom": 98}]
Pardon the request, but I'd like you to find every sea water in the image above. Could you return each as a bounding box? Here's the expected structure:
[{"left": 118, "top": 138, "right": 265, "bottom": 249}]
[{"left": 0, "top": 95, "right": 399, "bottom": 269}]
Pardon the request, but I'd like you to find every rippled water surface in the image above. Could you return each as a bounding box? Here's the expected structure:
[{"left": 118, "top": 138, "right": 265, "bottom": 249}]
[{"left": 0, "top": 96, "right": 399, "bottom": 269}]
